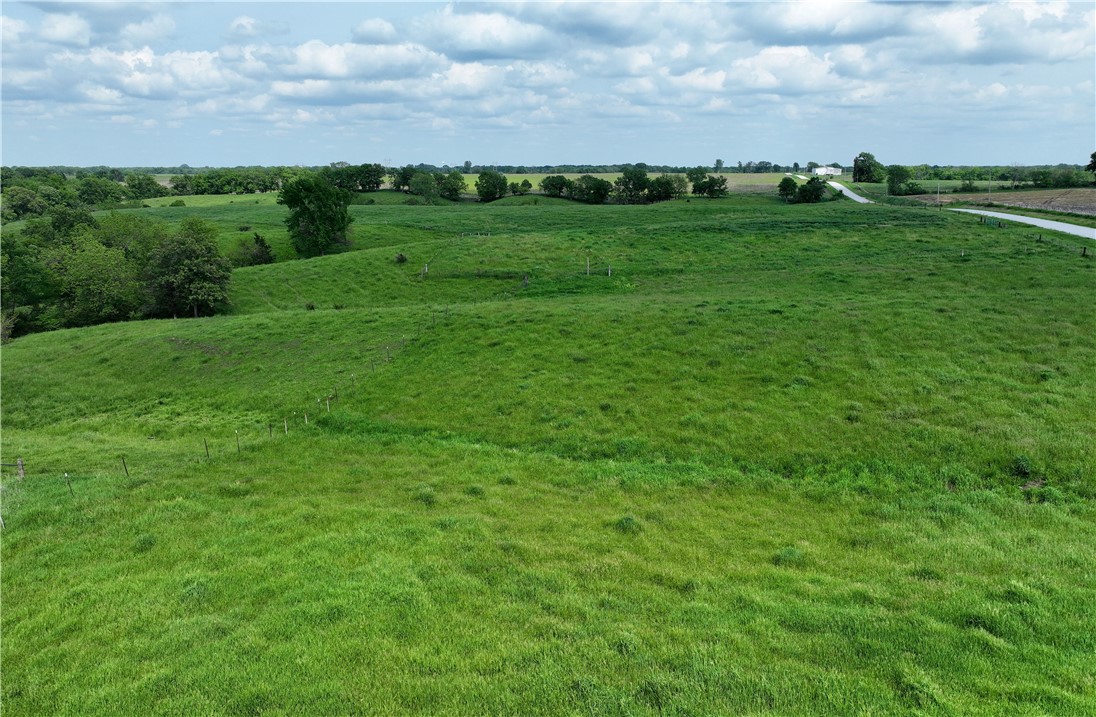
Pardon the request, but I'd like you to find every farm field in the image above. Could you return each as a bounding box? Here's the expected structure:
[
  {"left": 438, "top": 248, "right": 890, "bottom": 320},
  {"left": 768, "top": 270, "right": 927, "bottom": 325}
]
[
  {"left": 3, "top": 194, "right": 1095, "bottom": 715},
  {"left": 917, "top": 188, "right": 1096, "bottom": 222}
]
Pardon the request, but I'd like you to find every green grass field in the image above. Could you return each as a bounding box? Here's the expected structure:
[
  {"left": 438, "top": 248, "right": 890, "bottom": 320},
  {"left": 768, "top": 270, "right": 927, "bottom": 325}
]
[{"left": 3, "top": 194, "right": 1095, "bottom": 715}]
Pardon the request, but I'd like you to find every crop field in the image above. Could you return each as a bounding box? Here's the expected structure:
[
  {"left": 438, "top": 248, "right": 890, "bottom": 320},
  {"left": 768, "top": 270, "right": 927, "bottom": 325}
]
[
  {"left": 914, "top": 188, "right": 1096, "bottom": 220},
  {"left": 3, "top": 194, "right": 1095, "bottom": 715}
]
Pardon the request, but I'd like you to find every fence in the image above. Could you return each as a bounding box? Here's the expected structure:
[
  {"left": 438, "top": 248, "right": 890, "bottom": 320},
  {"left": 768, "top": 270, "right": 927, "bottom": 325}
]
[{"left": 0, "top": 246, "right": 626, "bottom": 528}]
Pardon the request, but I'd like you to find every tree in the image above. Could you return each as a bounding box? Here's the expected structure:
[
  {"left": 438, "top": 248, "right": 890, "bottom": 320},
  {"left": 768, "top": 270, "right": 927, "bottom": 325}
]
[
  {"left": 714, "top": 159, "right": 724, "bottom": 173},
  {"left": 390, "top": 165, "right": 416, "bottom": 192},
  {"left": 125, "top": 173, "right": 168, "bottom": 200},
  {"left": 463, "top": 160, "right": 472, "bottom": 173},
  {"left": 230, "top": 233, "right": 275, "bottom": 267},
  {"left": 852, "top": 152, "right": 884, "bottom": 183},
  {"left": 669, "top": 174, "right": 689, "bottom": 199},
  {"left": 539, "top": 175, "right": 572, "bottom": 197},
  {"left": 646, "top": 175, "right": 676, "bottom": 202},
  {"left": 1, "top": 185, "right": 48, "bottom": 221},
  {"left": 885, "top": 165, "right": 922, "bottom": 195},
  {"left": 51, "top": 237, "right": 142, "bottom": 327},
  {"left": 355, "top": 163, "right": 387, "bottom": 192},
  {"left": 278, "top": 174, "right": 353, "bottom": 257},
  {"left": 778, "top": 177, "right": 798, "bottom": 202},
  {"left": 409, "top": 172, "right": 441, "bottom": 203},
  {"left": 614, "top": 166, "right": 650, "bottom": 204},
  {"left": 475, "top": 170, "right": 508, "bottom": 202},
  {"left": 792, "top": 162, "right": 801, "bottom": 173},
  {"left": 701, "top": 175, "right": 728, "bottom": 198},
  {"left": 508, "top": 178, "right": 533, "bottom": 196},
  {"left": 147, "top": 217, "right": 231, "bottom": 318},
  {"left": 76, "top": 176, "right": 125, "bottom": 208},
  {"left": 1086, "top": 151, "right": 1096, "bottom": 182},
  {"left": 686, "top": 167, "right": 709, "bottom": 194},
  {"left": 796, "top": 176, "right": 827, "bottom": 203},
  {"left": 438, "top": 170, "right": 466, "bottom": 201},
  {"left": 571, "top": 175, "right": 612, "bottom": 204}
]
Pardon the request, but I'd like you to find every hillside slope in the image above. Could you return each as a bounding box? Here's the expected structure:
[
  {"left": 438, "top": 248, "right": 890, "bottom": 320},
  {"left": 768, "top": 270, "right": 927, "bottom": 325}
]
[{"left": 3, "top": 197, "right": 1095, "bottom": 715}]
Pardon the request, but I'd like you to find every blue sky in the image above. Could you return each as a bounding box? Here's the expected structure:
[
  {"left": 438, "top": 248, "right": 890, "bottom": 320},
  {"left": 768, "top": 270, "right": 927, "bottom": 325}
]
[{"left": 2, "top": 1, "right": 1093, "bottom": 168}]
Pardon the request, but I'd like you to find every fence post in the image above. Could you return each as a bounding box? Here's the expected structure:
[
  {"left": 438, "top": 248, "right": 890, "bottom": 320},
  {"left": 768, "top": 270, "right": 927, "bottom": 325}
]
[
  {"left": 284, "top": 418, "right": 288, "bottom": 435},
  {"left": 236, "top": 430, "right": 240, "bottom": 453},
  {"left": 204, "top": 439, "right": 210, "bottom": 459},
  {"left": 121, "top": 456, "right": 129, "bottom": 478},
  {"left": 17, "top": 458, "right": 25, "bottom": 480}
]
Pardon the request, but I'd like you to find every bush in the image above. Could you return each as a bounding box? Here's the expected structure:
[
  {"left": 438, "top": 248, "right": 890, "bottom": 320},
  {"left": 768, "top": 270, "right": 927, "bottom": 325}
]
[
  {"left": 169, "top": 199, "right": 186, "bottom": 207},
  {"left": 229, "top": 233, "right": 275, "bottom": 267},
  {"left": 395, "top": 253, "right": 408, "bottom": 264}
]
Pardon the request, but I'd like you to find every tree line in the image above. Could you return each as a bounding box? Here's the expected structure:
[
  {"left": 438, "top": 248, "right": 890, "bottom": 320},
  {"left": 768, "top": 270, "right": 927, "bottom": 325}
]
[
  {"left": 2, "top": 211, "right": 231, "bottom": 339},
  {"left": 851, "top": 152, "right": 1094, "bottom": 196}
]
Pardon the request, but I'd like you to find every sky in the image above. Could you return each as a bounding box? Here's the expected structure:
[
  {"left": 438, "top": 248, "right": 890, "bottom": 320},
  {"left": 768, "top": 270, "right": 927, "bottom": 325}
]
[{"left": 1, "top": 1, "right": 1093, "bottom": 169}]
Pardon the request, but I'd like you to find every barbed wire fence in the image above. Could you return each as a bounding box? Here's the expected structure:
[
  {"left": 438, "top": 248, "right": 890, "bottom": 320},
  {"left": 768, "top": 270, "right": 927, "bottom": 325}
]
[{"left": 0, "top": 238, "right": 628, "bottom": 529}]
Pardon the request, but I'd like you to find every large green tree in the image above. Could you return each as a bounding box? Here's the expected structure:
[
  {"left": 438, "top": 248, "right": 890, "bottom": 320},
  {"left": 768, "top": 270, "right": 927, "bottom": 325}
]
[
  {"left": 1086, "top": 151, "right": 1096, "bottom": 182},
  {"left": 475, "top": 170, "right": 508, "bottom": 202},
  {"left": 614, "top": 166, "right": 650, "bottom": 204},
  {"left": 51, "top": 237, "right": 142, "bottom": 327},
  {"left": 778, "top": 177, "right": 798, "bottom": 202},
  {"left": 852, "top": 152, "right": 884, "bottom": 183},
  {"left": 438, "top": 171, "right": 466, "bottom": 201},
  {"left": 539, "top": 175, "right": 572, "bottom": 197},
  {"left": 146, "top": 217, "right": 231, "bottom": 318},
  {"left": 278, "top": 174, "right": 353, "bottom": 257},
  {"left": 571, "top": 175, "right": 612, "bottom": 204},
  {"left": 410, "top": 172, "right": 441, "bottom": 203}
]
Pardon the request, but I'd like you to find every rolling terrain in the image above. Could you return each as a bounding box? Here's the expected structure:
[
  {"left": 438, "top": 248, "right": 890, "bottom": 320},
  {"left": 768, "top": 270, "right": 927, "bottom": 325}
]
[{"left": 2, "top": 193, "right": 1094, "bottom": 715}]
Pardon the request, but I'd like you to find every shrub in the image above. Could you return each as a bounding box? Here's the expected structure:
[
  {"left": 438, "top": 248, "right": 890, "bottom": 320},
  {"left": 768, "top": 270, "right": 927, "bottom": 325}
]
[
  {"left": 169, "top": 199, "right": 186, "bottom": 207},
  {"left": 304, "top": 302, "right": 316, "bottom": 311},
  {"left": 395, "top": 253, "right": 408, "bottom": 264}
]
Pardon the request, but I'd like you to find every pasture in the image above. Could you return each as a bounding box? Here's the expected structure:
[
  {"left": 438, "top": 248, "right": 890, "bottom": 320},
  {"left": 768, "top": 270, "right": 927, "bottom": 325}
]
[{"left": 3, "top": 193, "right": 1094, "bottom": 715}]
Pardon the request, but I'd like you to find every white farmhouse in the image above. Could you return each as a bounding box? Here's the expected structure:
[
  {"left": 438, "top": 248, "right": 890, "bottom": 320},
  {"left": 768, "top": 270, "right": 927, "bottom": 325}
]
[{"left": 812, "top": 167, "right": 843, "bottom": 176}]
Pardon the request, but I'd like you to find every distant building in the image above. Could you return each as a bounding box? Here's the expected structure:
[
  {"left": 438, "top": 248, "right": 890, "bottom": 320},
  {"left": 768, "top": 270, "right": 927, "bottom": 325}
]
[{"left": 813, "top": 167, "right": 843, "bottom": 176}]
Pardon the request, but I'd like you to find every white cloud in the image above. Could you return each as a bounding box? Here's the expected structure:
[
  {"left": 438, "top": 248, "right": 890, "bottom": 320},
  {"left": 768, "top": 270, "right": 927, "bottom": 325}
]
[
  {"left": 229, "top": 16, "right": 260, "bottom": 37},
  {"left": 40, "top": 13, "right": 91, "bottom": 46},
  {"left": 730, "top": 47, "right": 843, "bottom": 94},
  {"left": 2, "top": 15, "right": 30, "bottom": 44},
  {"left": 286, "top": 40, "right": 442, "bottom": 79},
  {"left": 352, "top": 18, "right": 397, "bottom": 44},
  {"left": 415, "top": 6, "right": 555, "bottom": 60},
  {"left": 122, "top": 14, "right": 175, "bottom": 46}
]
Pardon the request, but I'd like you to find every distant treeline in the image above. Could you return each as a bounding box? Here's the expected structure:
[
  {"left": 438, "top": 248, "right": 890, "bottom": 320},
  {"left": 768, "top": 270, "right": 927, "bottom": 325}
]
[{"left": 3, "top": 159, "right": 1092, "bottom": 221}]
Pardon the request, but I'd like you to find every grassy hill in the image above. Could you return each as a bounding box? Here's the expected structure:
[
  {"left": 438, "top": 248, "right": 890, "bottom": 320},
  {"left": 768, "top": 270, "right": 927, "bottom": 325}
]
[{"left": 3, "top": 195, "right": 1095, "bottom": 715}]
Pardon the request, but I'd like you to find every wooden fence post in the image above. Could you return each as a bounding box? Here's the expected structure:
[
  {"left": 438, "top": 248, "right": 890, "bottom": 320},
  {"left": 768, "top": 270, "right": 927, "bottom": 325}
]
[
  {"left": 236, "top": 431, "right": 240, "bottom": 453},
  {"left": 204, "top": 439, "right": 210, "bottom": 459},
  {"left": 121, "top": 456, "right": 129, "bottom": 477},
  {"left": 17, "top": 458, "right": 25, "bottom": 480}
]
